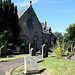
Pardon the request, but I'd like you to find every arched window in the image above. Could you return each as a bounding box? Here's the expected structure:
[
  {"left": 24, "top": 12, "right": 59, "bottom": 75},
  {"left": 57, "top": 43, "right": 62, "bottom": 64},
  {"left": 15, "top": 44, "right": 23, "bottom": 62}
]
[{"left": 27, "top": 19, "right": 33, "bottom": 28}]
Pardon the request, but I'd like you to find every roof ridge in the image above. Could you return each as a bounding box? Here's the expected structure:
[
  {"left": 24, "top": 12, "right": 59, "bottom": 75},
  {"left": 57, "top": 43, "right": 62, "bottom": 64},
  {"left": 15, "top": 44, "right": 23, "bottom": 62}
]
[{"left": 18, "top": 6, "right": 30, "bottom": 19}]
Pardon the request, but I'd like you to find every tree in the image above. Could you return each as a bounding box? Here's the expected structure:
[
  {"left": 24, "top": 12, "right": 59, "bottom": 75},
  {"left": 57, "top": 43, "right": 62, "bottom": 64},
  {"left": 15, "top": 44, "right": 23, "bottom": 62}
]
[
  {"left": 66, "top": 23, "right": 75, "bottom": 42},
  {"left": 0, "top": 0, "right": 3, "bottom": 33},
  {"left": 0, "top": 29, "right": 13, "bottom": 48},
  {"left": 0, "top": 0, "right": 2, "bottom": 17},
  {"left": 54, "top": 32, "right": 63, "bottom": 43},
  {"left": 0, "top": 0, "right": 21, "bottom": 49},
  {"left": 6, "top": 0, "right": 11, "bottom": 8},
  {"left": 63, "top": 23, "right": 75, "bottom": 51}
]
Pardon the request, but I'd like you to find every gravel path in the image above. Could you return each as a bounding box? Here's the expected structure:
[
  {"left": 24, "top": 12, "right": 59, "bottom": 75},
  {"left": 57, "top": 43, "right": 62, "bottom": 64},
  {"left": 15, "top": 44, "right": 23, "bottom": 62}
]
[{"left": 0, "top": 53, "right": 54, "bottom": 75}]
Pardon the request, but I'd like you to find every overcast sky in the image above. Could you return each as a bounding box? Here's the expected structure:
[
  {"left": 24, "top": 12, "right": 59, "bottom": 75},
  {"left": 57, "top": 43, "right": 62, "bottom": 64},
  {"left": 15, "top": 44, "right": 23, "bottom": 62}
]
[{"left": 12, "top": 0, "right": 75, "bottom": 35}]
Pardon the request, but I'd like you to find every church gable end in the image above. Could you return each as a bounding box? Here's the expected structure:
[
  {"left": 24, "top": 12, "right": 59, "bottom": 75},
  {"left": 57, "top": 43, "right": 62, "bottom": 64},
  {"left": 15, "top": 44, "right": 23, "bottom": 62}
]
[{"left": 18, "top": 4, "right": 42, "bottom": 50}]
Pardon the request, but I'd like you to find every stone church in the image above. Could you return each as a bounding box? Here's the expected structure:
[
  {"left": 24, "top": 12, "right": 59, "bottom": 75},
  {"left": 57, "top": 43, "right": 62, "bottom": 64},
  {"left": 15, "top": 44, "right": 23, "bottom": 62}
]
[{"left": 18, "top": 2, "right": 55, "bottom": 52}]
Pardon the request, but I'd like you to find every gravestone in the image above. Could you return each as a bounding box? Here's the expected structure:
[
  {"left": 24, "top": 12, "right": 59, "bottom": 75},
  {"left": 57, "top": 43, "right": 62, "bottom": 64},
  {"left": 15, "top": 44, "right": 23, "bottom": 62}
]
[
  {"left": 25, "top": 45, "right": 29, "bottom": 53},
  {"left": 29, "top": 43, "right": 31, "bottom": 54},
  {"left": 71, "top": 43, "right": 74, "bottom": 53},
  {"left": 42, "top": 44, "right": 48, "bottom": 58},
  {"left": 71, "top": 56, "right": 75, "bottom": 60},
  {"left": 30, "top": 48, "right": 36, "bottom": 56},
  {"left": 16, "top": 47, "right": 20, "bottom": 52},
  {"left": 73, "top": 47, "right": 75, "bottom": 54},
  {"left": 19, "top": 44, "right": 25, "bottom": 54},
  {"left": 0, "top": 46, "right": 8, "bottom": 57},
  {"left": 24, "top": 56, "right": 39, "bottom": 74}
]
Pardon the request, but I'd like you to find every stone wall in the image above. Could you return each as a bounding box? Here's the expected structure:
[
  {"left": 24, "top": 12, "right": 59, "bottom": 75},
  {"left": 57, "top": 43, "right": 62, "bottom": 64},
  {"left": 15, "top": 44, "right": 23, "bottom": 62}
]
[{"left": 19, "top": 6, "right": 42, "bottom": 50}]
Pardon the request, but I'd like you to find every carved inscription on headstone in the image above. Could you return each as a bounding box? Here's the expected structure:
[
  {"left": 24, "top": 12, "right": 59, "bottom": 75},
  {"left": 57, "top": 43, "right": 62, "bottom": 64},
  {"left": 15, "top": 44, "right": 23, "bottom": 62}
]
[{"left": 24, "top": 56, "right": 39, "bottom": 74}]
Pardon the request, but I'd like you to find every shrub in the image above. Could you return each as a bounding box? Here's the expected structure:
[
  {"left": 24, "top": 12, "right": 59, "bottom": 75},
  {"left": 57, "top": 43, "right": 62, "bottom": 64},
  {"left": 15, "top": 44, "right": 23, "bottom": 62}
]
[{"left": 53, "top": 41, "right": 65, "bottom": 58}]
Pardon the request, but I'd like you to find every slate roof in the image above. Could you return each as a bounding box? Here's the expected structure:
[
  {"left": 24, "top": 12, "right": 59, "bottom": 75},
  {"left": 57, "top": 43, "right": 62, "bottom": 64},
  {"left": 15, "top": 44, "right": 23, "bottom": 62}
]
[
  {"left": 18, "top": 6, "right": 54, "bottom": 35},
  {"left": 41, "top": 23, "right": 52, "bottom": 34},
  {"left": 18, "top": 7, "right": 30, "bottom": 19}
]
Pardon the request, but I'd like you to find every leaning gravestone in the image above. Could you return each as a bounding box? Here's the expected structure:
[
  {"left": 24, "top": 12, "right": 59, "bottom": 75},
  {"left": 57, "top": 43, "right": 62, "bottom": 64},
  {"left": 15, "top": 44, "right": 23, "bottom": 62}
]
[
  {"left": 0, "top": 46, "right": 8, "bottom": 57},
  {"left": 24, "top": 56, "right": 39, "bottom": 74},
  {"left": 73, "top": 47, "right": 75, "bottom": 54},
  {"left": 42, "top": 44, "right": 48, "bottom": 58},
  {"left": 30, "top": 48, "right": 36, "bottom": 56}
]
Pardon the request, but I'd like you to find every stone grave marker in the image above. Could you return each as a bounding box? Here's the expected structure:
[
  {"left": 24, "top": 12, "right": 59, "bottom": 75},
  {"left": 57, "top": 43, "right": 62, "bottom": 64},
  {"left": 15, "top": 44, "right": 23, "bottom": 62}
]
[
  {"left": 42, "top": 44, "right": 48, "bottom": 58},
  {"left": 16, "top": 47, "right": 20, "bottom": 52},
  {"left": 25, "top": 45, "right": 29, "bottom": 53},
  {"left": 73, "top": 47, "right": 75, "bottom": 54},
  {"left": 30, "top": 48, "right": 36, "bottom": 56},
  {"left": 24, "top": 56, "right": 39, "bottom": 74},
  {"left": 19, "top": 44, "right": 25, "bottom": 54},
  {"left": 71, "top": 43, "right": 74, "bottom": 53},
  {"left": 29, "top": 43, "right": 31, "bottom": 54},
  {"left": 0, "top": 46, "right": 8, "bottom": 57}
]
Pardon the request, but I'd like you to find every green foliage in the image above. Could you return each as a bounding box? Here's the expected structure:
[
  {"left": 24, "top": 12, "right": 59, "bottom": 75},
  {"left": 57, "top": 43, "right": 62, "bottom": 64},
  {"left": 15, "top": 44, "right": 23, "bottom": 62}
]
[
  {"left": 54, "top": 32, "right": 63, "bottom": 43},
  {"left": 63, "top": 23, "right": 75, "bottom": 51},
  {"left": 66, "top": 23, "right": 75, "bottom": 42},
  {"left": 0, "top": 0, "right": 3, "bottom": 32},
  {"left": 53, "top": 41, "right": 65, "bottom": 58},
  {"left": 0, "top": 29, "right": 13, "bottom": 48},
  {"left": 0, "top": 0, "right": 21, "bottom": 49}
]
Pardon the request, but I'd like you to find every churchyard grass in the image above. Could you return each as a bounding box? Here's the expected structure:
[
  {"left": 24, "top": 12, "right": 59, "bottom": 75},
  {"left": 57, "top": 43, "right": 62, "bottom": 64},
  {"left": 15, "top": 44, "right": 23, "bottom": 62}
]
[
  {"left": 11, "top": 55, "right": 75, "bottom": 75},
  {"left": 0, "top": 52, "right": 41, "bottom": 62},
  {"left": 0, "top": 54, "right": 29, "bottom": 62}
]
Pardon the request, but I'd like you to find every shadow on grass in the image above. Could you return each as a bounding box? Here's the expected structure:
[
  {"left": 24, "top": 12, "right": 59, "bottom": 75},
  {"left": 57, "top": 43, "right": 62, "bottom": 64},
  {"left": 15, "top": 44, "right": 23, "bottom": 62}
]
[
  {"left": 1, "top": 60, "right": 7, "bottom": 62},
  {"left": 22, "top": 68, "right": 46, "bottom": 75},
  {"left": 39, "top": 68, "right": 46, "bottom": 73},
  {"left": 50, "top": 56, "right": 55, "bottom": 58},
  {"left": 37, "top": 60, "right": 44, "bottom": 63}
]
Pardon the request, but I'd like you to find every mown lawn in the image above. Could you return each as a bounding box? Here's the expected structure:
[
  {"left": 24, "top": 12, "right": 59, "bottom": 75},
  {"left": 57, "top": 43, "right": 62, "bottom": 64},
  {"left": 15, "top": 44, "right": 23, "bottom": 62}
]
[
  {"left": 11, "top": 55, "right": 75, "bottom": 75},
  {"left": 0, "top": 54, "right": 29, "bottom": 62}
]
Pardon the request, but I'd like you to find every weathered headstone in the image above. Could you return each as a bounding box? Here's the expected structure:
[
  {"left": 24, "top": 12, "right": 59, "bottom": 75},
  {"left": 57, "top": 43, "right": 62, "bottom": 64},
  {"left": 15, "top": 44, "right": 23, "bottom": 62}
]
[
  {"left": 71, "top": 56, "right": 75, "bottom": 60},
  {"left": 25, "top": 45, "right": 29, "bottom": 53},
  {"left": 71, "top": 43, "right": 74, "bottom": 53},
  {"left": 0, "top": 46, "right": 8, "bottom": 57},
  {"left": 30, "top": 48, "right": 36, "bottom": 56},
  {"left": 42, "top": 44, "right": 48, "bottom": 58},
  {"left": 16, "top": 47, "right": 20, "bottom": 52},
  {"left": 73, "top": 47, "right": 75, "bottom": 54},
  {"left": 29, "top": 43, "right": 31, "bottom": 54},
  {"left": 19, "top": 44, "right": 25, "bottom": 54},
  {"left": 24, "top": 56, "right": 39, "bottom": 74}
]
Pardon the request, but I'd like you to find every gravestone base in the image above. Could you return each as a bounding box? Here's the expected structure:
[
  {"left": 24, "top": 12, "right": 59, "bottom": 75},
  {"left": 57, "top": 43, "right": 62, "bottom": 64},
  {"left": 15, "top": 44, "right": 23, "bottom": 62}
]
[{"left": 24, "top": 70, "right": 39, "bottom": 74}]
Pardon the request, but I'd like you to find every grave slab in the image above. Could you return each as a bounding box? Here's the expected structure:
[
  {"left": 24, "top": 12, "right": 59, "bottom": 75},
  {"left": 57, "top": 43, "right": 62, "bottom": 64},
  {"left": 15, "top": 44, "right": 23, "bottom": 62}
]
[{"left": 24, "top": 56, "right": 39, "bottom": 74}]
